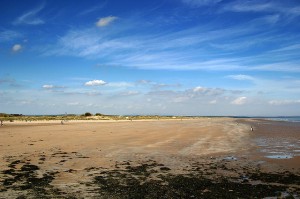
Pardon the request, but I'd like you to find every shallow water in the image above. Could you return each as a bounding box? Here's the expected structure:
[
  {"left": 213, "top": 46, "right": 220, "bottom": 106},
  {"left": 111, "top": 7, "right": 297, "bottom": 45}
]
[
  {"left": 222, "top": 156, "right": 237, "bottom": 161},
  {"left": 265, "top": 154, "right": 293, "bottom": 159},
  {"left": 255, "top": 135, "right": 300, "bottom": 159}
]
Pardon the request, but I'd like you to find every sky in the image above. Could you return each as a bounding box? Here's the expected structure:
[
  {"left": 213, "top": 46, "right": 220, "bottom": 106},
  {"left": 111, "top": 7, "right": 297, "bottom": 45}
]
[{"left": 0, "top": 0, "right": 300, "bottom": 116}]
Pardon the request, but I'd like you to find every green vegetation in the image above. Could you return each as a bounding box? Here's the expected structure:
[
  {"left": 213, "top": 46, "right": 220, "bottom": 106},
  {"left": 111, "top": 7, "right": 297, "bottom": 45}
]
[
  {"left": 84, "top": 112, "right": 93, "bottom": 117},
  {"left": 0, "top": 112, "right": 211, "bottom": 122}
]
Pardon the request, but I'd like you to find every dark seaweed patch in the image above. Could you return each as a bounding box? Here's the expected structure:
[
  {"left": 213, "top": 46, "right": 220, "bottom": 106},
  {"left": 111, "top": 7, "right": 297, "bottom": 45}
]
[
  {"left": 8, "top": 160, "right": 23, "bottom": 168},
  {"left": 249, "top": 172, "right": 300, "bottom": 185},
  {"left": 20, "top": 164, "right": 39, "bottom": 172},
  {"left": 39, "top": 157, "right": 46, "bottom": 161},
  {"left": 1, "top": 161, "right": 58, "bottom": 198},
  {"left": 89, "top": 160, "right": 300, "bottom": 199},
  {"left": 1, "top": 158, "right": 299, "bottom": 198},
  {"left": 160, "top": 167, "right": 171, "bottom": 171},
  {"left": 93, "top": 170, "right": 290, "bottom": 199}
]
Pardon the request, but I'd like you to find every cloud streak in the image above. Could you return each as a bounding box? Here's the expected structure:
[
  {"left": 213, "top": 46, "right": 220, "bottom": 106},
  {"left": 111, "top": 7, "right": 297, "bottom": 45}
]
[
  {"left": 44, "top": 13, "right": 300, "bottom": 72},
  {"left": 227, "top": 74, "right": 255, "bottom": 81},
  {"left": 13, "top": 3, "right": 45, "bottom": 25},
  {"left": 182, "top": 0, "right": 222, "bottom": 7},
  {"left": 269, "top": 100, "right": 300, "bottom": 106},
  {"left": 42, "top": 85, "right": 65, "bottom": 89},
  {"left": 223, "top": 0, "right": 300, "bottom": 17},
  {"left": 0, "top": 30, "right": 21, "bottom": 42}
]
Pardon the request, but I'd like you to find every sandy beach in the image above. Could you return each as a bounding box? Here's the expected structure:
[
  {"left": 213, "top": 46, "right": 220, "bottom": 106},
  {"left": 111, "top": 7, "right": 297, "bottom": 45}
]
[{"left": 0, "top": 118, "right": 299, "bottom": 198}]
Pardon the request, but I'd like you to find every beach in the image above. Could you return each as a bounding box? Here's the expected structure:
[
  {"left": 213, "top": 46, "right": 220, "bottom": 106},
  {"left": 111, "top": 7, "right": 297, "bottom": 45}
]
[{"left": 0, "top": 118, "right": 299, "bottom": 198}]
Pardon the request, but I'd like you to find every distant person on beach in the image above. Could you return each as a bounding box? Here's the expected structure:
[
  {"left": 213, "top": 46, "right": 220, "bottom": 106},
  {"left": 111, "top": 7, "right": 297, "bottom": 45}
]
[
  {"left": 0, "top": 120, "right": 3, "bottom": 126},
  {"left": 251, "top": 126, "right": 253, "bottom": 131}
]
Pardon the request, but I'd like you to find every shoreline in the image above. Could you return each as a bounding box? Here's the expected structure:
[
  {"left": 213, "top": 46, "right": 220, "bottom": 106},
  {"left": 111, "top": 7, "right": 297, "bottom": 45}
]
[{"left": 0, "top": 118, "right": 299, "bottom": 198}]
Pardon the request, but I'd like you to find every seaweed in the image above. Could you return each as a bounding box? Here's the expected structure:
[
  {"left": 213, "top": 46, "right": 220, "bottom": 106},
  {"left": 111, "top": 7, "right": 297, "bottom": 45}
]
[
  {"left": 90, "top": 161, "right": 298, "bottom": 199},
  {"left": 1, "top": 159, "right": 299, "bottom": 198},
  {"left": 249, "top": 172, "right": 300, "bottom": 184}
]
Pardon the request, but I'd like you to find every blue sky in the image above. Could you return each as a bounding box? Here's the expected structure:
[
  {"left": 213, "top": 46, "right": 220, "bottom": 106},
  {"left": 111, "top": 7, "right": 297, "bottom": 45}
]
[{"left": 1, "top": 0, "right": 300, "bottom": 116}]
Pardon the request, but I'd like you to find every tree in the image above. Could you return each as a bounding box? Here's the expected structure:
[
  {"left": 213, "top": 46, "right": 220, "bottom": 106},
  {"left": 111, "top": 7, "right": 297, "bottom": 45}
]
[{"left": 84, "top": 112, "right": 92, "bottom": 116}]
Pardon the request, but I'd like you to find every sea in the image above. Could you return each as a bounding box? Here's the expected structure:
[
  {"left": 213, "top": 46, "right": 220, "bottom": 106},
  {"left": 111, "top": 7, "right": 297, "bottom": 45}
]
[
  {"left": 263, "top": 116, "right": 300, "bottom": 123},
  {"left": 233, "top": 116, "right": 300, "bottom": 123}
]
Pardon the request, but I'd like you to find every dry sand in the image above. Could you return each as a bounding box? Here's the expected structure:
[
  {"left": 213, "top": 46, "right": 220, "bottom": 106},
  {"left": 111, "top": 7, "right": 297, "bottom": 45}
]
[{"left": 0, "top": 118, "right": 299, "bottom": 198}]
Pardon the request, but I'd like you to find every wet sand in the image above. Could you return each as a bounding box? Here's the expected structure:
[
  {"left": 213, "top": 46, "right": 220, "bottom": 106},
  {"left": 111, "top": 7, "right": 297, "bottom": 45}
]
[{"left": 0, "top": 118, "right": 299, "bottom": 198}]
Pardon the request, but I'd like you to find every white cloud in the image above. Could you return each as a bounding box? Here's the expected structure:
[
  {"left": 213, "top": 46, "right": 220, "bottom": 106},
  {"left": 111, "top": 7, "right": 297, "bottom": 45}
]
[
  {"left": 231, "top": 97, "right": 247, "bottom": 105},
  {"left": 193, "top": 86, "right": 207, "bottom": 92},
  {"left": 12, "top": 44, "right": 22, "bottom": 52},
  {"left": 192, "top": 86, "right": 225, "bottom": 96},
  {"left": 13, "top": 4, "right": 45, "bottom": 25},
  {"left": 227, "top": 74, "right": 254, "bottom": 81},
  {"left": 85, "top": 80, "right": 106, "bottom": 86},
  {"left": 42, "top": 85, "right": 54, "bottom": 89},
  {"left": 96, "top": 16, "right": 118, "bottom": 27},
  {"left": 269, "top": 100, "right": 300, "bottom": 106},
  {"left": 42, "top": 84, "right": 65, "bottom": 89}
]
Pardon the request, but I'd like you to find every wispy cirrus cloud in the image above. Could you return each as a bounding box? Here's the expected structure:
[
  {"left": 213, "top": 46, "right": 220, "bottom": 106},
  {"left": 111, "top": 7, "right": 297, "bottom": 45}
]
[
  {"left": 79, "top": 2, "right": 107, "bottom": 16},
  {"left": 269, "top": 99, "right": 300, "bottom": 106},
  {"left": 13, "top": 3, "right": 45, "bottom": 25},
  {"left": 224, "top": 1, "right": 274, "bottom": 13},
  {"left": 42, "top": 8, "right": 300, "bottom": 72},
  {"left": 250, "top": 62, "right": 300, "bottom": 72},
  {"left": 107, "top": 82, "right": 133, "bottom": 88},
  {"left": 182, "top": 0, "right": 222, "bottom": 7},
  {"left": 227, "top": 74, "right": 255, "bottom": 81},
  {"left": 0, "top": 30, "right": 21, "bottom": 42},
  {"left": 223, "top": 0, "right": 300, "bottom": 17},
  {"left": 46, "top": 28, "right": 137, "bottom": 58}
]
